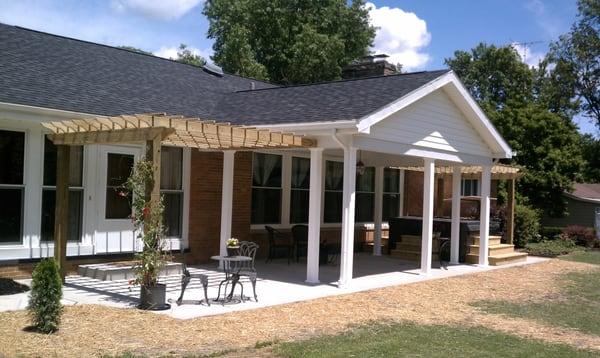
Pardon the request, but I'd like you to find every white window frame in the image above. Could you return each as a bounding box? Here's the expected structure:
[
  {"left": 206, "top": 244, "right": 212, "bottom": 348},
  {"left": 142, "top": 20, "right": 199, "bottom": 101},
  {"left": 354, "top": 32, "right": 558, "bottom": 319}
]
[
  {"left": 160, "top": 146, "right": 185, "bottom": 239},
  {"left": 461, "top": 178, "right": 480, "bottom": 197},
  {"left": 0, "top": 128, "right": 26, "bottom": 245},
  {"left": 251, "top": 151, "right": 284, "bottom": 225}
]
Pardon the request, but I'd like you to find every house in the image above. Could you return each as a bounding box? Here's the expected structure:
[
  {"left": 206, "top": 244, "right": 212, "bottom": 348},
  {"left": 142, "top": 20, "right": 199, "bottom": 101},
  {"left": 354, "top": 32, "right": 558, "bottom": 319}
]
[
  {"left": 542, "top": 183, "right": 600, "bottom": 229},
  {"left": 0, "top": 24, "right": 522, "bottom": 285}
]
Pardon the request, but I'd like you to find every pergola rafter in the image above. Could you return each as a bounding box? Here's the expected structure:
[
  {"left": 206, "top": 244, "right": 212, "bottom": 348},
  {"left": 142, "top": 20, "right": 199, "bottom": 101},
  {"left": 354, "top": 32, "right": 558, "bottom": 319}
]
[{"left": 42, "top": 113, "right": 316, "bottom": 150}]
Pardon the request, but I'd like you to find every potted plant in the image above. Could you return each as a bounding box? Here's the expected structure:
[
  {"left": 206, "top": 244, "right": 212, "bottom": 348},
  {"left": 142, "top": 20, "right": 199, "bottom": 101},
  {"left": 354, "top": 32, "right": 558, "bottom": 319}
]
[
  {"left": 124, "top": 159, "right": 171, "bottom": 310},
  {"left": 226, "top": 238, "right": 240, "bottom": 257}
]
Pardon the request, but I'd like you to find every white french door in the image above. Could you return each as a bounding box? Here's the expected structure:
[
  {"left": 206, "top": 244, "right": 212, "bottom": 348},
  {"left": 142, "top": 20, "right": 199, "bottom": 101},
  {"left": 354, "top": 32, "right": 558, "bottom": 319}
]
[{"left": 95, "top": 145, "right": 142, "bottom": 254}]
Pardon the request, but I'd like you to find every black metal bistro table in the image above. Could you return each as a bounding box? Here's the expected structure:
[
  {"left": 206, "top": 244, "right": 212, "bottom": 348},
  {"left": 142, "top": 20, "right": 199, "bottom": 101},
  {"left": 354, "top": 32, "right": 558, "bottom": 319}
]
[{"left": 210, "top": 255, "right": 252, "bottom": 304}]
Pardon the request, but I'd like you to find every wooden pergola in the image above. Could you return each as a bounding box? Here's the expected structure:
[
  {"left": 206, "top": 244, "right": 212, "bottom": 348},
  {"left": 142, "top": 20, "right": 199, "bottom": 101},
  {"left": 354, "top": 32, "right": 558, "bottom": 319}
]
[{"left": 42, "top": 113, "right": 315, "bottom": 279}]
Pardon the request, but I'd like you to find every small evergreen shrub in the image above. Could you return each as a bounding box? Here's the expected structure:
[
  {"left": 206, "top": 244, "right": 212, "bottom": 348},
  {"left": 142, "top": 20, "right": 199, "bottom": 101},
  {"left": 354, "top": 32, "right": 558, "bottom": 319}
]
[
  {"left": 28, "top": 259, "right": 63, "bottom": 333},
  {"left": 514, "top": 204, "right": 541, "bottom": 248},
  {"left": 561, "top": 225, "right": 598, "bottom": 248}
]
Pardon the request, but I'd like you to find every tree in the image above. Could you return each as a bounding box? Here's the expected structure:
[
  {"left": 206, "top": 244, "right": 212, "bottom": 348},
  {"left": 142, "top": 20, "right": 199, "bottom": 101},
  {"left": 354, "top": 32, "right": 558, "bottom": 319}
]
[
  {"left": 547, "top": 0, "right": 600, "bottom": 129},
  {"left": 175, "top": 44, "right": 206, "bottom": 67},
  {"left": 581, "top": 134, "right": 600, "bottom": 182},
  {"left": 446, "top": 44, "right": 585, "bottom": 216},
  {"left": 203, "top": 0, "right": 376, "bottom": 84}
]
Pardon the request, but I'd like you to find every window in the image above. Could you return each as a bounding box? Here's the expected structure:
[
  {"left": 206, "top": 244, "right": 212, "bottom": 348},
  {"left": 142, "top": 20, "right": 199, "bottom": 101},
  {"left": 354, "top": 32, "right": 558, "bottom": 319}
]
[
  {"left": 355, "top": 167, "right": 375, "bottom": 222},
  {"left": 105, "top": 153, "right": 134, "bottom": 219},
  {"left": 161, "top": 146, "right": 183, "bottom": 237},
  {"left": 41, "top": 138, "right": 84, "bottom": 242},
  {"left": 461, "top": 179, "right": 480, "bottom": 197},
  {"left": 251, "top": 152, "right": 282, "bottom": 224},
  {"left": 290, "top": 157, "right": 310, "bottom": 223},
  {"left": 323, "top": 161, "right": 344, "bottom": 223},
  {"left": 382, "top": 168, "right": 401, "bottom": 221},
  {"left": 0, "top": 130, "right": 25, "bottom": 244}
]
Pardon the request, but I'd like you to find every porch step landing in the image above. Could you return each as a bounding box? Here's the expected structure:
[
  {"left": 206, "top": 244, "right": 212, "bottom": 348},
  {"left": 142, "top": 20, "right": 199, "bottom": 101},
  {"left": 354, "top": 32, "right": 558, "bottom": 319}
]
[
  {"left": 390, "top": 235, "right": 440, "bottom": 262},
  {"left": 77, "top": 261, "right": 182, "bottom": 281},
  {"left": 466, "top": 235, "right": 527, "bottom": 266}
]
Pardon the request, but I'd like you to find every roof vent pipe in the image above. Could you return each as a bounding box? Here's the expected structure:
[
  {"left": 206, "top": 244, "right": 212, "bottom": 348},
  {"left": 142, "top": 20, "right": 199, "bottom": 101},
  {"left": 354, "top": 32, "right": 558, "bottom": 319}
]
[{"left": 251, "top": 81, "right": 256, "bottom": 90}]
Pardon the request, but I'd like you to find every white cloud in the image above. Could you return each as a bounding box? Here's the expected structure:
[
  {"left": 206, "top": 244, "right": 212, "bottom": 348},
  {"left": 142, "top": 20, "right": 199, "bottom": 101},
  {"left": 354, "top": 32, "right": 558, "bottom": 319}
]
[
  {"left": 511, "top": 42, "right": 545, "bottom": 67},
  {"left": 366, "top": 2, "right": 431, "bottom": 71},
  {"left": 111, "top": 0, "right": 203, "bottom": 21},
  {"left": 154, "top": 45, "right": 213, "bottom": 62},
  {"left": 525, "top": 0, "right": 560, "bottom": 38}
]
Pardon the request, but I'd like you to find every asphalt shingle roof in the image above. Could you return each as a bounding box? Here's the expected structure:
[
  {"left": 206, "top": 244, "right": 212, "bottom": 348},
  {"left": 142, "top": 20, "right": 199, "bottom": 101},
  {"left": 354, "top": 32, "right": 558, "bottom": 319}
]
[{"left": 0, "top": 23, "right": 450, "bottom": 126}]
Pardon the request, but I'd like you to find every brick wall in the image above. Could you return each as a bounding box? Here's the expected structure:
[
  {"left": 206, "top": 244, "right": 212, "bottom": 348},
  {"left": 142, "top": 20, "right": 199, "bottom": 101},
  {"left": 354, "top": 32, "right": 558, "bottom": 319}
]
[{"left": 187, "top": 150, "right": 252, "bottom": 264}]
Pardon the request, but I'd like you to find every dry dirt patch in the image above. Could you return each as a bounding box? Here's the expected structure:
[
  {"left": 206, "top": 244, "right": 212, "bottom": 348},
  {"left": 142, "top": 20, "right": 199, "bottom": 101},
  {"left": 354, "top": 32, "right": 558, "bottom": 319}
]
[{"left": 0, "top": 259, "right": 598, "bottom": 357}]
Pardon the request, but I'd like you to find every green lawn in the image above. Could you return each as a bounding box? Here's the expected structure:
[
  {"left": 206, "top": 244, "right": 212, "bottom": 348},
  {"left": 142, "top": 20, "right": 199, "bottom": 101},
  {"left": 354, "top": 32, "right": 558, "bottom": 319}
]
[
  {"left": 560, "top": 250, "right": 600, "bottom": 265},
  {"left": 472, "top": 251, "right": 600, "bottom": 337},
  {"left": 274, "top": 322, "right": 597, "bottom": 358}
]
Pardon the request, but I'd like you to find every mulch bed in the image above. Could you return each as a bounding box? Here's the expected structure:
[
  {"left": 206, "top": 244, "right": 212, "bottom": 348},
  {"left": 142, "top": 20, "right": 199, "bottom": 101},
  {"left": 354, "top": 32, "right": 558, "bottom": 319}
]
[
  {"left": 0, "top": 278, "right": 29, "bottom": 296},
  {"left": 0, "top": 259, "right": 599, "bottom": 357}
]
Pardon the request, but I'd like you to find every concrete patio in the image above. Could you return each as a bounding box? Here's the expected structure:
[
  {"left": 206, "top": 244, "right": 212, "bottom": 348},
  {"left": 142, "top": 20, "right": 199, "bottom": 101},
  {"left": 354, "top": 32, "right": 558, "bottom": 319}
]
[{"left": 0, "top": 253, "right": 547, "bottom": 319}]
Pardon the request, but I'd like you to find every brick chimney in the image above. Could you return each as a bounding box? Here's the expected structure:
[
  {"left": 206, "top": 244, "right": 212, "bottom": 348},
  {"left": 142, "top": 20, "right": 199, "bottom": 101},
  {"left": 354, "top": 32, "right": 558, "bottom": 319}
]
[{"left": 342, "top": 54, "right": 399, "bottom": 79}]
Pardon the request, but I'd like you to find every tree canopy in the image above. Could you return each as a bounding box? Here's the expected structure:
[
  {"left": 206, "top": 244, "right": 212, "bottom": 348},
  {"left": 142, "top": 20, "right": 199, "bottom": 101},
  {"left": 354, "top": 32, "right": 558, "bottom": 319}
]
[
  {"left": 547, "top": 0, "right": 600, "bottom": 129},
  {"left": 203, "top": 0, "right": 376, "bottom": 85},
  {"left": 446, "top": 44, "right": 585, "bottom": 216},
  {"left": 174, "top": 44, "right": 206, "bottom": 67}
]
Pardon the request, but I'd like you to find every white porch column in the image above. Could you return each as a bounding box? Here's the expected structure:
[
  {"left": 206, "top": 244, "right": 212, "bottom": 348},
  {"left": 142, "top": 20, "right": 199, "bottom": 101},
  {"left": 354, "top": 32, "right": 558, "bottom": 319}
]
[
  {"left": 478, "top": 165, "right": 492, "bottom": 266},
  {"left": 219, "top": 151, "right": 235, "bottom": 259},
  {"left": 373, "top": 166, "right": 384, "bottom": 256},
  {"left": 398, "top": 169, "right": 405, "bottom": 216},
  {"left": 306, "top": 148, "right": 323, "bottom": 284},
  {"left": 450, "top": 166, "right": 462, "bottom": 264},
  {"left": 420, "top": 158, "right": 435, "bottom": 274},
  {"left": 338, "top": 146, "right": 357, "bottom": 287}
]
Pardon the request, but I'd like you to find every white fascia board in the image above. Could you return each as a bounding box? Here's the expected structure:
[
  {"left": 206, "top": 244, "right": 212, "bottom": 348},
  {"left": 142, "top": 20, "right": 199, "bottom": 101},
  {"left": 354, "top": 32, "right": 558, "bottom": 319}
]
[
  {"left": 0, "top": 101, "right": 101, "bottom": 123},
  {"left": 355, "top": 71, "right": 514, "bottom": 159},
  {"left": 251, "top": 119, "right": 357, "bottom": 134}
]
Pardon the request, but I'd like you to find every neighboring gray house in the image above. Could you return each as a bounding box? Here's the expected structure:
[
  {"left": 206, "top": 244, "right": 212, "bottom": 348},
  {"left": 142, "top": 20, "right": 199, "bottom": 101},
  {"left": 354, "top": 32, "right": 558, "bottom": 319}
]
[{"left": 543, "top": 184, "right": 600, "bottom": 228}]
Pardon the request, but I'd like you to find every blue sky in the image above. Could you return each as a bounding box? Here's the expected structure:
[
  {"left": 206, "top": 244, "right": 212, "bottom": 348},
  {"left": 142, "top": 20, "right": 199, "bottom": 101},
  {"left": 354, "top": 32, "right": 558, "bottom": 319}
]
[{"left": 0, "top": 0, "right": 596, "bottom": 136}]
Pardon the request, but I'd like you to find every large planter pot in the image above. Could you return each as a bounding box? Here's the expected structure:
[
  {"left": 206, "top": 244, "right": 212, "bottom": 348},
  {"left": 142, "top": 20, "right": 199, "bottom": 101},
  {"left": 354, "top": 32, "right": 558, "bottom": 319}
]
[
  {"left": 226, "top": 246, "right": 239, "bottom": 257},
  {"left": 139, "top": 283, "right": 170, "bottom": 310}
]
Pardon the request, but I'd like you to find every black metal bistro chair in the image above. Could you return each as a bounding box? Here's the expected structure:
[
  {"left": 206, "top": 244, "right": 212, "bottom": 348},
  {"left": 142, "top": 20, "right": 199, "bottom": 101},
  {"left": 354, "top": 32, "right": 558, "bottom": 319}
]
[
  {"left": 236, "top": 241, "right": 259, "bottom": 302},
  {"left": 291, "top": 224, "right": 309, "bottom": 263},
  {"left": 176, "top": 248, "right": 210, "bottom": 306},
  {"left": 265, "top": 225, "right": 293, "bottom": 264}
]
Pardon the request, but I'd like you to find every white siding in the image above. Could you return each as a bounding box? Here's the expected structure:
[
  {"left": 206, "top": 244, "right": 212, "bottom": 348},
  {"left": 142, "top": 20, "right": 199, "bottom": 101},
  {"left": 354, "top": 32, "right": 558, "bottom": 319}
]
[{"left": 368, "top": 89, "right": 493, "bottom": 156}]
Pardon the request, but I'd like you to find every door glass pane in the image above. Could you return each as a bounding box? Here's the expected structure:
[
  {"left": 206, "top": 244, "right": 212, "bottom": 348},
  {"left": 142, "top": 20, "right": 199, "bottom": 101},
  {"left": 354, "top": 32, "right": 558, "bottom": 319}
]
[
  {"left": 251, "top": 188, "right": 281, "bottom": 224},
  {"left": 106, "top": 153, "right": 134, "bottom": 219},
  {"left": 382, "top": 194, "right": 400, "bottom": 221},
  {"left": 0, "top": 188, "right": 22, "bottom": 243},
  {"left": 384, "top": 168, "right": 400, "bottom": 193},
  {"left": 290, "top": 190, "right": 309, "bottom": 223},
  {"left": 41, "top": 189, "right": 83, "bottom": 242},
  {"left": 356, "top": 192, "right": 374, "bottom": 222},
  {"left": 356, "top": 167, "right": 375, "bottom": 192},
  {"left": 161, "top": 147, "right": 182, "bottom": 190},
  {"left": 163, "top": 192, "right": 182, "bottom": 237},
  {"left": 252, "top": 153, "right": 282, "bottom": 187},
  {"left": 43, "top": 138, "right": 84, "bottom": 187},
  {"left": 324, "top": 191, "right": 343, "bottom": 223},
  {"left": 291, "top": 157, "right": 310, "bottom": 189},
  {"left": 325, "top": 161, "right": 344, "bottom": 190},
  {"left": 0, "top": 130, "right": 24, "bottom": 185}
]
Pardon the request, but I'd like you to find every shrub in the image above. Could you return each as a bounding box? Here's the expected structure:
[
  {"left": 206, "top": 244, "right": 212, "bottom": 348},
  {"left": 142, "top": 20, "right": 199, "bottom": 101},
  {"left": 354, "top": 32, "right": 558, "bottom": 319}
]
[
  {"left": 524, "top": 239, "right": 582, "bottom": 257},
  {"left": 562, "top": 225, "right": 598, "bottom": 248},
  {"left": 540, "top": 226, "right": 564, "bottom": 241},
  {"left": 28, "top": 259, "right": 63, "bottom": 333},
  {"left": 514, "top": 204, "right": 541, "bottom": 248}
]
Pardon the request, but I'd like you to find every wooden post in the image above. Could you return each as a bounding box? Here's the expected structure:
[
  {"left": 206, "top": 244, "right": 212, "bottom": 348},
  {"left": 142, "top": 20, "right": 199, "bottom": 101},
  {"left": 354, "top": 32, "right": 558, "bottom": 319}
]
[
  {"left": 145, "top": 135, "right": 162, "bottom": 243},
  {"left": 54, "top": 145, "right": 70, "bottom": 281},
  {"left": 506, "top": 178, "right": 516, "bottom": 245}
]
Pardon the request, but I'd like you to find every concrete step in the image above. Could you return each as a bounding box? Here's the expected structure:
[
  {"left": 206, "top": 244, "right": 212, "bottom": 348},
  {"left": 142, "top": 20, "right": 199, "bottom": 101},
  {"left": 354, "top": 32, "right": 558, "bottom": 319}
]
[
  {"left": 468, "top": 244, "right": 515, "bottom": 256},
  {"left": 466, "top": 252, "right": 528, "bottom": 266},
  {"left": 471, "top": 235, "right": 502, "bottom": 246},
  {"left": 399, "top": 235, "right": 422, "bottom": 244},
  {"left": 395, "top": 243, "right": 440, "bottom": 253}
]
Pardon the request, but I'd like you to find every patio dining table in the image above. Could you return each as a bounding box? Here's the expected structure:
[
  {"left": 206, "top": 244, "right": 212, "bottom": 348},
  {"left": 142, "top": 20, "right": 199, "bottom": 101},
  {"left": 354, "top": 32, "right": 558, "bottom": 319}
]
[{"left": 210, "top": 255, "right": 252, "bottom": 304}]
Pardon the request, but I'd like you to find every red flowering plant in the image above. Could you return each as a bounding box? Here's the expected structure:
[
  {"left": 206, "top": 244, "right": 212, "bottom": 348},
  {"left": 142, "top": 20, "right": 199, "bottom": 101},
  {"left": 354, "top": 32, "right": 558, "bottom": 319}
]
[{"left": 123, "top": 159, "right": 170, "bottom": 287}]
